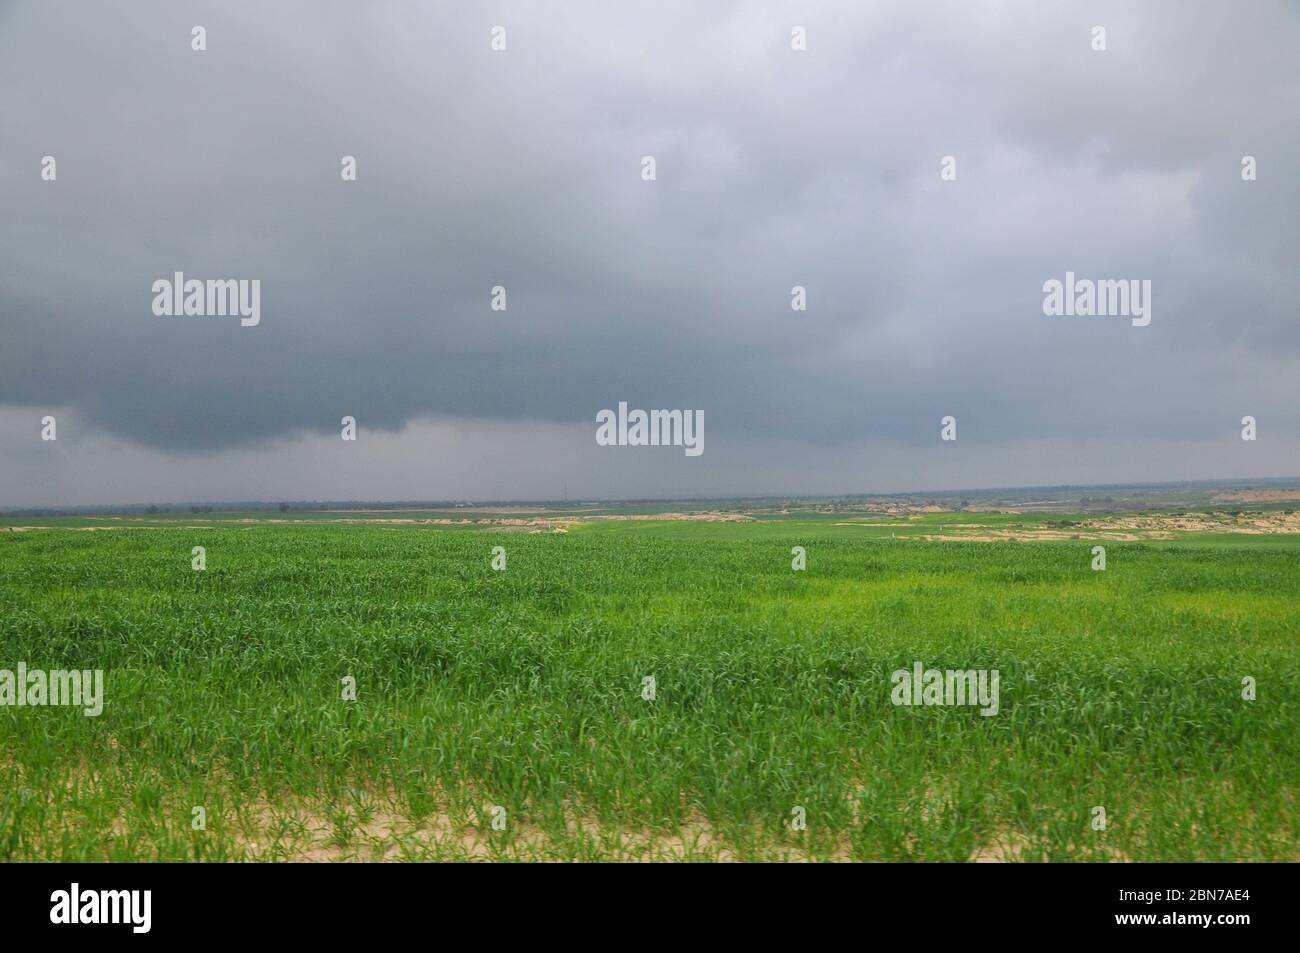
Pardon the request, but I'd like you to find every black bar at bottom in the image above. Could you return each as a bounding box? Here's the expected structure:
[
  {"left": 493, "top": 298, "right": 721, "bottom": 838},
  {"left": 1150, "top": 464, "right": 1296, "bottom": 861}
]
[{"left": 0, "top": 861, "right": 1284, "bottom": 941}]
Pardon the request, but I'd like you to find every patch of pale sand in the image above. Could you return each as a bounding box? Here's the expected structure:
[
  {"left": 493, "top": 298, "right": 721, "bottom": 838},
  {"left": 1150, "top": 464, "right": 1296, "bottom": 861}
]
[
  {"left": 227, "top": 800, "right": 847, "bottom": 862},
  {"left": 584, "top": 512, "right": 750, "bottom": 523},
  {"left": 847, "top": 508, "right": 1300, "bottom": 542},
  {"left": 968, "top": 827, "right": 1132, "bottom": 863},
  {"left": 905, "top": 531, "right": 1151, "bottom": 543},
  {"left": 969, "top": 828, "right": 1035, "bottom": 863},
  {"left": 1089, "top": 510, "right": 1300, "bottom": 535}
]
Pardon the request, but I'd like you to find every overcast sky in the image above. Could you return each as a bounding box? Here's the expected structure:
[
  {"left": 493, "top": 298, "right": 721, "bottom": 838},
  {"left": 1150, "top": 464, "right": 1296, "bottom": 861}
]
[{"left": 1, "top": 0, "right": 1297, "bottom": 507}]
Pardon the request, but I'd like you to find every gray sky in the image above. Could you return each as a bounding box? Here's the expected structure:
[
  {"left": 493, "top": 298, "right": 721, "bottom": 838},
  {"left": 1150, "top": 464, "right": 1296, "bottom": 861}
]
[{"left": 2, "top": 0, "right": 1297, "bottom": 506}]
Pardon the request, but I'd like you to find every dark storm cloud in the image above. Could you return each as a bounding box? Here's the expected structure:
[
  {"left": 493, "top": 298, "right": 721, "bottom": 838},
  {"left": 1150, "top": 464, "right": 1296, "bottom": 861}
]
[{"left": 1, "top": 0, "right": 1297, "bottom": 462}]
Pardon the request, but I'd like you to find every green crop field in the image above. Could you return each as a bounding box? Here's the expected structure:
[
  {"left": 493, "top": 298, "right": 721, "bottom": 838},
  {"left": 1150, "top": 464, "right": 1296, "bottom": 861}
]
[{"left": 1, "top": 517, "right": 1297, "bottom": 861}]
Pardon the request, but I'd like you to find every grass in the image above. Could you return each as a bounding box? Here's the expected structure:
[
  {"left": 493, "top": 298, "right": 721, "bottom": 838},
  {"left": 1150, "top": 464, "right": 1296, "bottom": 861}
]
[{"left": 0, "top": 518, "right": 1296, "bottom": 861}]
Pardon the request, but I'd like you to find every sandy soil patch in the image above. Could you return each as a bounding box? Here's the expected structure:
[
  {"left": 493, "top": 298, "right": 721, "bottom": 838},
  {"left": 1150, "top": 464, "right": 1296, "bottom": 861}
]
[
  {"left": 969, "top": 827, "right": 1131, "bottom": 863},
  {"left": 228, "top": 800, "right": 837, "bottom": 862},
  {"left": 909, "top": 531, "right": 1150, "bottom": 543},
  {"left": 1090, "top": 511, "right": 1300, "bottom": 535},
  {"left": 845, "top": 509, "right": 1300, "bottom": 543}
]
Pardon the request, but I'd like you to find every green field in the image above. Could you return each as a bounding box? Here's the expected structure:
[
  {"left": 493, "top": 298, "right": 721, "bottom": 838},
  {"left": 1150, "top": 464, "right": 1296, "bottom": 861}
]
[{"left": 1, "top": 516, "right": 1297, "bottom": 861}]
